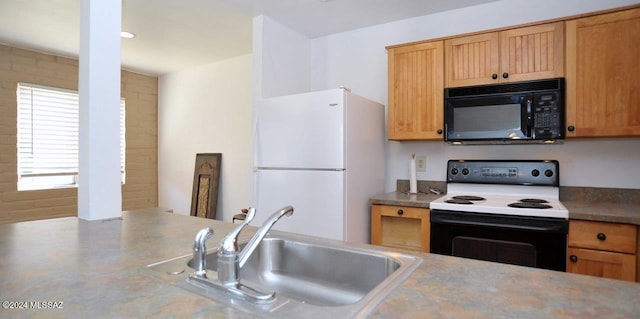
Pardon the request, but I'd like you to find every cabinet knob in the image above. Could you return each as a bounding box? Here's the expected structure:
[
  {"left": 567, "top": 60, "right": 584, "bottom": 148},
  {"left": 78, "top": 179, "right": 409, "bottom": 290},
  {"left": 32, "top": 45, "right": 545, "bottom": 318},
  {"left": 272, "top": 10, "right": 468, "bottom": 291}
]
[
  {"left": 597, "top": 233, "right": 606, "bottom": 241},
  {"left": 502, "top": 73, "right": 509, "bottom": 79},
  {"left": 491, "top": 73, "right": 498, "bottom": 80},
  {"left": 569, "top": 255, "right": 578, "bottom": 262},
  {"left": 397, "top": 209, "right": 404, "bottom": 215},
  {"left": 437, "top": 129, "right": 443, "bottom": 135},
  {"left": 567, "top": 125, "right": 575, "bottom": 132}
]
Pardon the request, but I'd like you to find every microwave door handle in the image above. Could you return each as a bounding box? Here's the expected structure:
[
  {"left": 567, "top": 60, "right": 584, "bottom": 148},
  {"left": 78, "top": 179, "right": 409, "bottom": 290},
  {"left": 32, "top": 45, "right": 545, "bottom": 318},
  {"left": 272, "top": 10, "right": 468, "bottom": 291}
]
[{"left": 526, "top": 98, "right": 533, "bottom": 137}]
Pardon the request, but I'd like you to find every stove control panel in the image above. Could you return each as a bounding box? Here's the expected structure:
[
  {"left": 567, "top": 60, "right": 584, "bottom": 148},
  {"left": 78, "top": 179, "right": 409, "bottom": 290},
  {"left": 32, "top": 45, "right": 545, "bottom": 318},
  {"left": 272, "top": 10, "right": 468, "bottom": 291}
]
[{"left": 447, "top": 160, "right": 559, "bottom": 186}]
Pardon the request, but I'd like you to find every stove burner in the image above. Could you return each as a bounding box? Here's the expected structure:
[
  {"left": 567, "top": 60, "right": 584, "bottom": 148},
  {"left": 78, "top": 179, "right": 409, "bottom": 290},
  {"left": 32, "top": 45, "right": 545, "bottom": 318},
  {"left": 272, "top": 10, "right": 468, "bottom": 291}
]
[
  {"left": 508, "top": 202, "right": 553, "bottom": 209},
  {"left": 519, "top": 198, "right": 549, "bottom": 204},
  {"left": 452, "top": 195, "right": 486, "bottom": 201},
  {"left": 445, "top": 199, "right": 474, "bottom": 205}
]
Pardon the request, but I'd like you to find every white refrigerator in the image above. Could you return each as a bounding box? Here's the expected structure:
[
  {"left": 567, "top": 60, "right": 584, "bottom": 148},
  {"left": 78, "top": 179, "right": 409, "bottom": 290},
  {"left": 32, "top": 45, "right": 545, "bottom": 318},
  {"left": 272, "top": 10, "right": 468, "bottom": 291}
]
[{"left": 252, "top": 88, "right": 385, "bottom": 244}]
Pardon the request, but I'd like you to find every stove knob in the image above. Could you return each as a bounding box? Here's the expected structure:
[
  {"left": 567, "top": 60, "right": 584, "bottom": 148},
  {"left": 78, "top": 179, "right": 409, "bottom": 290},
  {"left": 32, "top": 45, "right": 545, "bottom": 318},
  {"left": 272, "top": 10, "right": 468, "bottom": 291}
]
[
  {"left": 462, "top": 168, "right": 470, "bottom": 175},
  {"left": 531, "top": 169, "right": 540, "bottom": 177},
  {"left": 544, "top": 169, "right": 554, "bottom": 177},
  {"left": 451, "top": 168, "right": 459, "bottom": 175}
]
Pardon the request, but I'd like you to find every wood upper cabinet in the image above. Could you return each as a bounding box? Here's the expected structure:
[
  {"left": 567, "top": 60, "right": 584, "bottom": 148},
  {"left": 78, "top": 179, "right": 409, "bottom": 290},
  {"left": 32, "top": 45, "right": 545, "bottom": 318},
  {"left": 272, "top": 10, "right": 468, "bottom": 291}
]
[
  {"left": 567, "top": 220, "right": 638, "bottom": 282},
  {"left": 371, "top": 205, "right": 430, "bottom": 252},
  {"left": 445, "top": 22, "right": 564, "bottom": 87},
  {"left": 565, "top": 8, "right": 640, "bottom": 137},
  {"left": 445, "top": 32, "right": 499, "bottom": 87},
  {"left": 387, "top": 41, "right": 444, "bottom": 140}
]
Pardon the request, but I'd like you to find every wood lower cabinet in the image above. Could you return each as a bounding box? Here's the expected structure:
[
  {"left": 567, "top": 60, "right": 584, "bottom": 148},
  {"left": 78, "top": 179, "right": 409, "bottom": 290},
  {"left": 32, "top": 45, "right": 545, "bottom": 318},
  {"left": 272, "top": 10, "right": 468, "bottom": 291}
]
[
  {"left": 387, "top": 41, "right": 444, "bottom": 140},
  {"left": 567, "top": 220, "right": 638, "bottom": 282},
  {"left": 445, "top": 22, "right": 564, "bottom": 87},
  {"left": 371, "top": 205, "right": 429, "bottom": 252},
  {"left": 565, "top": 8, "right": 640, "bottom": 137}
]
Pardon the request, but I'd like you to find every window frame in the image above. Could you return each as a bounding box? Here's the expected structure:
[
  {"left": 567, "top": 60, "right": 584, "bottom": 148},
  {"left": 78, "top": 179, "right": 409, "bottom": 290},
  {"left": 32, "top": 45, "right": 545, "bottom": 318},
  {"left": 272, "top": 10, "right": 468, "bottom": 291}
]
[{"left": 16, "top": 83, "right": 126, "bottom": 191}]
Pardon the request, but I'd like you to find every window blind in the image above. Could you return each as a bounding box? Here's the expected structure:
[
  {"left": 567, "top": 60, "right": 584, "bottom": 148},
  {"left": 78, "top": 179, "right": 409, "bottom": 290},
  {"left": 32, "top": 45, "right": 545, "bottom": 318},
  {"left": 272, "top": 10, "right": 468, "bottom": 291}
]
[{"left": 17, "top": 83, "right": 125, "bottom": 190}]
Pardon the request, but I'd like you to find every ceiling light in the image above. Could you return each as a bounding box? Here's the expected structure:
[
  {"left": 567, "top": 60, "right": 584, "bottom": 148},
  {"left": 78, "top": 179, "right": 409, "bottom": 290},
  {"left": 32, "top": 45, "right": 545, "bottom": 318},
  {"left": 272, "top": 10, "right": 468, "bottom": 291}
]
[{"left": 120, "top": 31, "right": 136, "bottom": 39}]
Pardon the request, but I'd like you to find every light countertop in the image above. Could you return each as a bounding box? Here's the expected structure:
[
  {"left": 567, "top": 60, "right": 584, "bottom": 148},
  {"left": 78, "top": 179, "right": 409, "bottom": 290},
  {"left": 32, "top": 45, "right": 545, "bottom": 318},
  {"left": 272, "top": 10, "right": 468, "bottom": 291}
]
[{"left": 1, "top": 210, "right": 639, "bottom": 318}]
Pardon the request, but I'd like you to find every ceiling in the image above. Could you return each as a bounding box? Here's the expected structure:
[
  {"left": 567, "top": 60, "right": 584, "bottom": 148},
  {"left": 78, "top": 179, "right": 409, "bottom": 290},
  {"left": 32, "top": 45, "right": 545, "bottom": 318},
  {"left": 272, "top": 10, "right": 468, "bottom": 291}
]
[{"left": 0, "top": 0, "right": 498, "bottom": 76}]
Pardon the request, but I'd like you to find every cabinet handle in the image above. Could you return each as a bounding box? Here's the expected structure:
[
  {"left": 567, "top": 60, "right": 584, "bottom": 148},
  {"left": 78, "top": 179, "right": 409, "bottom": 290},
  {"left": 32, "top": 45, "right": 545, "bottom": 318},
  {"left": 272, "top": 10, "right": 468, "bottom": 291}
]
[
  {"left": 437, "top": 129, "right": 443, "bottom": 135},
  {"left": 491, "top": 73, "right": 498, "bottom": 80},
  {"left": 397, "top": 209, "right": 404, "bottom": 216},
  {"left": 597, "top": 233, "right": 606, "bottom": 241},
  {"left": 502, "top": 73, "right": 509, "bottom": 79},
  {"left": 567, "top": 125, "right": 575, "bottom": 132},
  {"left": 569, "top": 255, "right": 578, "bottom": 262}
]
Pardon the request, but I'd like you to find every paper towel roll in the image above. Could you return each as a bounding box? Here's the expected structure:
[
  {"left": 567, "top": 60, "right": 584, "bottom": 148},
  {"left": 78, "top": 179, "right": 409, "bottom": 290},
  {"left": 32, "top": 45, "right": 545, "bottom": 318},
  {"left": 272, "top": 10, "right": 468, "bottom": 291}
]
[{"left": 410, "top": 153, "right": 417, "bottom": 194}]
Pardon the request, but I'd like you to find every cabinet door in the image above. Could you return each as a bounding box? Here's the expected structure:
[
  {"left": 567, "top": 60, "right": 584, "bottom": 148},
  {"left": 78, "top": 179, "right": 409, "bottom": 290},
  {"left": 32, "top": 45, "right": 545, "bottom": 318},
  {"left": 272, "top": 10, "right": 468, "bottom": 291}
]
[
  {"left": 500, "top": 22, "right": 564, "bottom": 83},
  {"left": 388, "top": 42, "right": 444, "bottom": 140},
  {"left": 567, "top": 247, "right": 636, "bottom": 282},
  {"left": 371, "top": 205, "right": 430, "bottom": 252},
  {"left": 566, "top": 8, "right": 640, "bottom": 137},
  {"left": 445, "top": 33, "right": 500, "bottom": 87}
]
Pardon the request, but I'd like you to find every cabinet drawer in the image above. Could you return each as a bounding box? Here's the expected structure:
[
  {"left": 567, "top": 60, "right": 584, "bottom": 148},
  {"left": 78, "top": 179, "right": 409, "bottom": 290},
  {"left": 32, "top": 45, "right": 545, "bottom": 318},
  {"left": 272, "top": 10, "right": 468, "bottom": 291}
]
[
  {"left": 569, "top": 220, "right": 637, "bottom": 254},
  {"left": 376, "top": 205, "right": 429, "bottom": 219}
]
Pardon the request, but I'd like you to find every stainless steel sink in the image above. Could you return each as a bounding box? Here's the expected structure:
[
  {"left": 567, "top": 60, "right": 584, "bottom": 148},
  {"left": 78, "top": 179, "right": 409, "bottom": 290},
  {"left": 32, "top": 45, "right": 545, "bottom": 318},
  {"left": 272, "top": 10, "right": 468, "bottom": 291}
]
[{"left": 146, "top": 232, "right": 422, "bottom": 318}]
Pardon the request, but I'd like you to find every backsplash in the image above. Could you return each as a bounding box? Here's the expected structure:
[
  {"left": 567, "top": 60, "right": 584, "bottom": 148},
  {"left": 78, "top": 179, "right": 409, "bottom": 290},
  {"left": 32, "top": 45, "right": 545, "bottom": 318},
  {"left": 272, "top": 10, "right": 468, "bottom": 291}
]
[
  {"left": 396, "top": 180, "right": 447, "bottom": 194},
  {"left": 560, "top": 186, "right": 640, "bottom": 205},
  {"left": 397, "top": 180, "right": 640, "bottom": 205}
]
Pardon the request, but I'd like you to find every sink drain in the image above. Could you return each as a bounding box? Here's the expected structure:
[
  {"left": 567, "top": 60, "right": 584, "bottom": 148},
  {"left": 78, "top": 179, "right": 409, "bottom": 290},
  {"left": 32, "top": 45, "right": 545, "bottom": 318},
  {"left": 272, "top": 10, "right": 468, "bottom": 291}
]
[{"left": 166, "top": 269, "right": 185, "bottom": 275}]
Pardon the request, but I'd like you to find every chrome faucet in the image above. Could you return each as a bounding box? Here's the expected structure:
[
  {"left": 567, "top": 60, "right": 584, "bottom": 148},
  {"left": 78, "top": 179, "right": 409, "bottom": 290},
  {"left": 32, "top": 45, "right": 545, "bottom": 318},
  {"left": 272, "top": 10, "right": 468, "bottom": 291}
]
[
  {"left": 188, "top": 206, "right": 294, "bottom": 303},
  {"left": 218, "top": 206, "right": 294, "bottom": 285}
]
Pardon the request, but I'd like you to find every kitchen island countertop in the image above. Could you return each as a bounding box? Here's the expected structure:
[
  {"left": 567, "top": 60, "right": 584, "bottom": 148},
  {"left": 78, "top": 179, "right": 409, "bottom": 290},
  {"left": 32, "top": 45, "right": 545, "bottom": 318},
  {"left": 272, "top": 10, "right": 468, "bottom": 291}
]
[{"left": 1, "top": 210, "right": 639, "bottom": 318}]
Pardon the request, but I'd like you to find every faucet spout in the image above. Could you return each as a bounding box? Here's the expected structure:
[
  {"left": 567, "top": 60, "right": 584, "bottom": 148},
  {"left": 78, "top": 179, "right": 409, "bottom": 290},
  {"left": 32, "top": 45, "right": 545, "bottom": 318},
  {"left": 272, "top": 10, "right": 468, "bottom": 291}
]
[{"left": 238, "top": 206, "right": 294, "bottom": 268}]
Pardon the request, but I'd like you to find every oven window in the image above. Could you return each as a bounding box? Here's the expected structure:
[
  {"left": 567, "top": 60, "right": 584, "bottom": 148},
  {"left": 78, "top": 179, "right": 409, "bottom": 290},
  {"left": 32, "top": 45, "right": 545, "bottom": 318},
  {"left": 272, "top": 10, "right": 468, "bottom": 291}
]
[
  {"left": 452, "top": 236, "right": 536, "bottom": 267},
  {"left": 453, "top": 104, "right": 521, "bottom": 133}
]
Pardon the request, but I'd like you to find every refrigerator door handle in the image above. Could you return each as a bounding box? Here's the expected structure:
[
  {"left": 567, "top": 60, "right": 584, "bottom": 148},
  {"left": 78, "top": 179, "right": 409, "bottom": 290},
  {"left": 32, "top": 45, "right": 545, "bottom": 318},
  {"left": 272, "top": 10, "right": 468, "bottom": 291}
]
[
  {"left": 252, "top": 117, "right": 259, "bottom": 208},
  {"left": 252, "top": 117, "right": 259, "bottom": 170}
]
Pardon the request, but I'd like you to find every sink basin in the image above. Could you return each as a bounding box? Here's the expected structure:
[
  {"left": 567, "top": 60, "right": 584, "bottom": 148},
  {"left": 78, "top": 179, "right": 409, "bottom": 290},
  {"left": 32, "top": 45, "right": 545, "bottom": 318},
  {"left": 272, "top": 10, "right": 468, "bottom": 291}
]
[{"left": 146, "top": 232, "right": 422, "bottom": 318}]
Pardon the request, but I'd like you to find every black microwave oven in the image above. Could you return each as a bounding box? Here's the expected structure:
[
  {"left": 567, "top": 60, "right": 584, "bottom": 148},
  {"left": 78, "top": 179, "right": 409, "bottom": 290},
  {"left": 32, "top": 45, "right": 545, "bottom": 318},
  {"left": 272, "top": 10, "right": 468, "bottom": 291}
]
[{"left": 444, "top": 78, "right": 565, "bottom": 144}]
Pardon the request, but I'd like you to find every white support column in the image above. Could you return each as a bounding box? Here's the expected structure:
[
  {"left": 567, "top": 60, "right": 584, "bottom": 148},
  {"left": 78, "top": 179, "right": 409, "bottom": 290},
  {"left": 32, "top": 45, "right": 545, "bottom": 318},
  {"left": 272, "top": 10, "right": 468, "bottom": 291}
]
[{"left": 77, "top": 0, "right": 123, "bottom": 220}]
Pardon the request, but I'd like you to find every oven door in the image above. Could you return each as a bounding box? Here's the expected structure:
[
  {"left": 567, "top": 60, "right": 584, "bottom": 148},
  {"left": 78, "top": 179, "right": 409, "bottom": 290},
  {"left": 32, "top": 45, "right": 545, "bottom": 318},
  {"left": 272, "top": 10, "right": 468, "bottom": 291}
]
[
  {"left": 430, "top": 210, "right": 568, "bottom": 271},
  {"left": 444, "top": 93, "right": 532, "bottom": 142}
]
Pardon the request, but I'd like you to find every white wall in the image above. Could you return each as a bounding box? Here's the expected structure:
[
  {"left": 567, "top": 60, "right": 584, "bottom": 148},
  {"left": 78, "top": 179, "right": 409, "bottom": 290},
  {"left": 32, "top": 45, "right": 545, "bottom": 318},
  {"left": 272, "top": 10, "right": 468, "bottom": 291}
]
[
  {"left": 253, "top": 15, "right": 311, "bottom": 99},
  {"left": 306, "top": 0, "right": 640, "bottom": 191},
  {"left": 158, "top": 54, "right": 253, "bottom": 220}
]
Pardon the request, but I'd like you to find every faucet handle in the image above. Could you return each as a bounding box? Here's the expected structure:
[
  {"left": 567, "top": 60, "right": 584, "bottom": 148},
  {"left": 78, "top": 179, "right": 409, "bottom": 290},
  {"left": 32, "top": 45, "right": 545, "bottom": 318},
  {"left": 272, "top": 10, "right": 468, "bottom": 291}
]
[
  {"left": 219, "top": 207, "right": 255, "bottom": 255},
  {"left": 193, "top": 227, "right": 214, "bottom": 277},
  {"left": 243, "top": 207, "right": 256, "bottom": 224}
]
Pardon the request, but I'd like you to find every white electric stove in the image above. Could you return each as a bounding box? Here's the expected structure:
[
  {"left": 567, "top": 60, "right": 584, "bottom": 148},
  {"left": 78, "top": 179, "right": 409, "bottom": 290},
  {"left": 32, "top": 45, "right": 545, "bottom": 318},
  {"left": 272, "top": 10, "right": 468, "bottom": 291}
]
[
  {"left": 430, "top": 160, "right": 568, "bottom": 219},
  {"left": 429, "top": 160, "right": 569, "bottom": 271}
]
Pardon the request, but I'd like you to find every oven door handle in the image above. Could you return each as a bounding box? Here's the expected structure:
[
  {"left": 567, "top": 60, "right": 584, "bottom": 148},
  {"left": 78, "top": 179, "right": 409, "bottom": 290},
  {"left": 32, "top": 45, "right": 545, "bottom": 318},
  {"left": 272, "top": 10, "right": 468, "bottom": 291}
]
[{"left": 430, "top": 211, "right": 568, "bottom": 234}]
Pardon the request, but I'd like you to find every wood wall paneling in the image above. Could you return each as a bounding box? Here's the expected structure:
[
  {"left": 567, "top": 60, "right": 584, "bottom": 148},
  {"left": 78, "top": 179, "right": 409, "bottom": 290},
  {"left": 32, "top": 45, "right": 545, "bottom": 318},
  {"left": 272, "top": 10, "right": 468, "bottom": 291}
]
[{"left": 0, "top": 44, "right": 158, "bottom": 223}]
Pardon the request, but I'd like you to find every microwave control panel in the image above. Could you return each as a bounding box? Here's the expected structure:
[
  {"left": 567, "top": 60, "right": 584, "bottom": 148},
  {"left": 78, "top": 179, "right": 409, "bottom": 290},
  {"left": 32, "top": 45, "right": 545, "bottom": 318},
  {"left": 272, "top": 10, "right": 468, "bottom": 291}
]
[{"left": 532, "top": 92, "right": 563, "bottom": 139}]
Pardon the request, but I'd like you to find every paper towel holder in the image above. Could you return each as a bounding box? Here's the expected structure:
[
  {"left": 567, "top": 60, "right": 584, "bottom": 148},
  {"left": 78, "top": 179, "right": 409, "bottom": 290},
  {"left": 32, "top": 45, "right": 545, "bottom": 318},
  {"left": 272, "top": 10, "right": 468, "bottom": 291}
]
[{"left": 409, "top": 153, "right": 418, "bottom": 195}]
